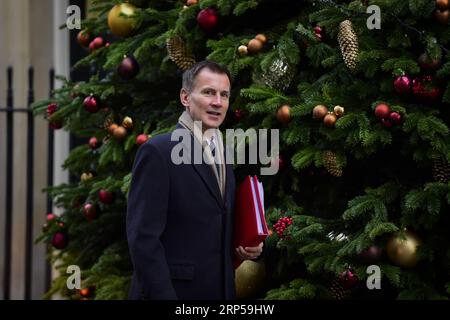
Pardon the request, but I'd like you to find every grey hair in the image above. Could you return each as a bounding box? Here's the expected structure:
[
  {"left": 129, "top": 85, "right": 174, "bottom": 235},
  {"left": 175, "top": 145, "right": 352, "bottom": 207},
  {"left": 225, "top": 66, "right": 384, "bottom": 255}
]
[{"left": 182, "top": 60, "right": 232, "bottom": 92}]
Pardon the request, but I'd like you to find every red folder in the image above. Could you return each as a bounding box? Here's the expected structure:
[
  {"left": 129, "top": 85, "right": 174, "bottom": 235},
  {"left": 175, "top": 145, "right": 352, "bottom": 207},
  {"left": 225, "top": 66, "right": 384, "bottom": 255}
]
[{"left": 233, "top": 176, "right": 268, "bottom": 268}]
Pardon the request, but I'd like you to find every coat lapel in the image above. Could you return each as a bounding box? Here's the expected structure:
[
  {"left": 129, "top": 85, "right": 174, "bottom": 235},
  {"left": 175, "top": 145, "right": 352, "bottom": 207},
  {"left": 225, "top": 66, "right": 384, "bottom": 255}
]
[
  {"left": 224, "top": 163, "right": 234, "bottom": 208},
  {"left": 176, "top": 125, "right": 223, "bottom": 207}
]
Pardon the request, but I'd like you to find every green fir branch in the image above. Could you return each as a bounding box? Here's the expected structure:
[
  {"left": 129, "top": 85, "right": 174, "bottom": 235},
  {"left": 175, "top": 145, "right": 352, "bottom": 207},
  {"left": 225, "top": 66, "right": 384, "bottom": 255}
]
[
  {"left": 233, "top": 0, "right": 260, "bottom": 16},
  {"left": 382, "top": 58, "right": 420, "bottom": 74},
  {"left": 291, "top": 147, "right": 317, "bottom": 170}
]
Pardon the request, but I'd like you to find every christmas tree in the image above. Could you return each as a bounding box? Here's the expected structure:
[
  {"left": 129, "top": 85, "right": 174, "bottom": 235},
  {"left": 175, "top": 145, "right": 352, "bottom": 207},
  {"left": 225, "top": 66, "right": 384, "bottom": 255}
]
[{"left": 33, "top": 0, "right": 450, "bottom": 300}]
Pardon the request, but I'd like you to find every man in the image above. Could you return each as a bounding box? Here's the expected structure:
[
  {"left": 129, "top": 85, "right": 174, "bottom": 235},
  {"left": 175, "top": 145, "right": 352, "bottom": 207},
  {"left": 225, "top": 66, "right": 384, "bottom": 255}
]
[{"left": 127, "top": 60, "right": 263, "bottom": 300}]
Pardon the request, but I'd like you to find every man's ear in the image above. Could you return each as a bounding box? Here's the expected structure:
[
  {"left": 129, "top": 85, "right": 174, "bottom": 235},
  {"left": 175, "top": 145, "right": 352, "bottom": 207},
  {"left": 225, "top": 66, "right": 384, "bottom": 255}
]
[{"left": 180, "top": 88, "right": 190, "bottom": 108}]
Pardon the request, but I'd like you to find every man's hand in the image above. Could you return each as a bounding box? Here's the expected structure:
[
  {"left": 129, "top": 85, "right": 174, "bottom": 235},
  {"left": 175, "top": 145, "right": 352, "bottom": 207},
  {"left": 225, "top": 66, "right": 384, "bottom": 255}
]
[{"left": 235, "top": 242, "right": 263, "bottom": 261}]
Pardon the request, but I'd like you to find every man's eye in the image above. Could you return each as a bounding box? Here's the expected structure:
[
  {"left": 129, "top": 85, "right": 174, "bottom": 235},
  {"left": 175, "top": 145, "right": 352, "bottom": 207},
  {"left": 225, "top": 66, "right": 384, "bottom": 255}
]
[
  {"left": 204, "top": 90, "right": 214, "bottom": 95},
  {"left": 221, "top": 93, "right": 230, "bottom": 98}
]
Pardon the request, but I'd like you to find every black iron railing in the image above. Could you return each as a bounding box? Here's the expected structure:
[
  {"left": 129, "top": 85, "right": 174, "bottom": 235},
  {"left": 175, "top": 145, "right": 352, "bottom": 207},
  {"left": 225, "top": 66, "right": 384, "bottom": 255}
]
[{"left": 1, "top": 66, "right": 55, "bottom": 300}]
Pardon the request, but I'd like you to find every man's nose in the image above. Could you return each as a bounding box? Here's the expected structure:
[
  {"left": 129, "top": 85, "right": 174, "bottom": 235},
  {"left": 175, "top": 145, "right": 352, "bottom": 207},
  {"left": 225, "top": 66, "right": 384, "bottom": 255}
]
[{"left": 212, "top": 93, "right": 222, "bottom": 106}]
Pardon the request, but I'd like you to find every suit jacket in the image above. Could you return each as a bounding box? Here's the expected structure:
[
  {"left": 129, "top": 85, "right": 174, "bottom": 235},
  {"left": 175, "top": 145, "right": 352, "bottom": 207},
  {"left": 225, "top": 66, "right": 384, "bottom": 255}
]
[{"left": 126, "top": 124, "right": 236, "bottom": 300}]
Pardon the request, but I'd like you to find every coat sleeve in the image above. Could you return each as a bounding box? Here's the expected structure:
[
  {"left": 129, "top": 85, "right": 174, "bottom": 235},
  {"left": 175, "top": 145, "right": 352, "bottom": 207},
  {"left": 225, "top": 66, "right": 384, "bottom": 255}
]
[{"left": 126, "top": 142, "right": 177, "bottom": 299}]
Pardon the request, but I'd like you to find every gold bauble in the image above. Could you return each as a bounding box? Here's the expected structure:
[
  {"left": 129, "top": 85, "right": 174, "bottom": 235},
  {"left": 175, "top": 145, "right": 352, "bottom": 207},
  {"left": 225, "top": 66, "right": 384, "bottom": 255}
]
[
  {"left": 107, "top": 3, "right": 140, "bottom": 38},
  {"left": 323, "top": 112, "right": 337, "bottom": 127},
  {"left": 436, "top": 0, "right": 449, "bottom": 10},
  {"left": 238, "top": 45, "right": 248, "bottom": 56},
  {"left": 122, "top": 116, "right": 133, "bottom": 129},
  {"left": 255, "top": 34, "right": 267, "bottom": 44},
  {"left": 312, "top": 104, "right": 328, "bottom": 119},
  {"left": 435, "top": 9, "right": 450, "bottom": 24},
  {"left": 276, "top": 105, "right": 291, "bottom": 124},
  {"left": 186, "top": 0, "right": 198, "bottom": 5},
  {"left": 235, "top": 260, "right": 266, "bottom": 299},
  {"left": 113, "top": 126, "right": 127, "bottom": 140},
  {"left": 247, "top": 38, "right": 263, "bottom": 54},
  {"left": 333, "top": 105, "right": 345, "bottom": 117},
  {"left": 80, "top": 172, "right": 93, "bottom": 182},
  {"left": 386, "top": 231, "right": 422, "bottom": 268},
  {"left": 108, "top": 123, "right": 119, "bottom": 135}
]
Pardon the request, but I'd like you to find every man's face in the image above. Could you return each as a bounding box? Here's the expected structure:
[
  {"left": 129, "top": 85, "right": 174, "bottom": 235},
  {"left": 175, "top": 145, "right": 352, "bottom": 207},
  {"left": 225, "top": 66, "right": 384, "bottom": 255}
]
[{"left": 180, "top": 68, "right": 231, "bottom": 130}]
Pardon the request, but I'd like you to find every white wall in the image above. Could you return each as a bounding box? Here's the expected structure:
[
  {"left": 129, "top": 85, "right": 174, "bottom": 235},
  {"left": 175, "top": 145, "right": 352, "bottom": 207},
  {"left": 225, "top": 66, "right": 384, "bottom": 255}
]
[{"left": 0, "top": 0, "right": 70, "bottom": 300}]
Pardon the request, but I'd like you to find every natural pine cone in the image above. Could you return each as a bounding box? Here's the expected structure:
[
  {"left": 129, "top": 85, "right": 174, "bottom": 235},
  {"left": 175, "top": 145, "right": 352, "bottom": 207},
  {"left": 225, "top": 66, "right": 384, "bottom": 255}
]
[
  {"left": 337, "top": 20, "right": 359, "bottom": 71},
  {"left": 324, "top": 150, "right": 342, "bottom": 177},
  {"left": 432, "top": 157, "right": 450, "bottom": 183},
  {"left": 329, "top": 278, "right": 351, "bottom": 300},
  {"left": 166, "top": 36, "right": 196, "bottom": 71}
]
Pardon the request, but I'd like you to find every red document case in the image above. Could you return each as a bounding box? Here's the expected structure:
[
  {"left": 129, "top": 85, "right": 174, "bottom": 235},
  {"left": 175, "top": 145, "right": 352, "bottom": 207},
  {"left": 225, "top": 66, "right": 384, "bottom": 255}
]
[{"left": 233, "top": 176, "right": 268, "bottom": 268}]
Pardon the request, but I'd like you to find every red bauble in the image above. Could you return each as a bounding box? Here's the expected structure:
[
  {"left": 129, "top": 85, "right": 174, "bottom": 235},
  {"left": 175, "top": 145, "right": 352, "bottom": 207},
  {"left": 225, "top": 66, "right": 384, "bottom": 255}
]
[
  {"left": 339, "top": 271, "right": 358, "bottom": 289},
  {"left": 412, "top": 76, "right": 442, "bottom": 102},
  {"left": 46, "top": 213, "right": 56, "bottom": 221},
  {"left": 83, "top": 96, "right": 99, "bottom": 113},
  {"left": 89, "top": 137, "right": 100, "bottom": 149},
  {"left": 83, "top": 203, "right": 98, "bottom": 221},
  {"left": 47, "top": 103, "right": 60, "bottom": 129},
  {"left": 136, "top": 134, "right": 149, "bottom": 146},
  {"left": 389, "top": 111, "right": 402, "bottom": 125},
  {"left": 77, "top": 30, "right": 91, "bottom": 48},
  {"left": 79, "top": 287, "right": 93, "bottom": 298},
  {"left": 358, "top": 245, "right": 382, "bottom": 264},
  {"left": 278, "top": 155, "right": 284, "bottom": 170},
  {"left": 197, "top": 8, "right": 218, "bottom": 32},
  {"left": 46, "top": 103, "right": 58, "bottom": 117},
  {"left": 314, "top": 25, "right": 323, "bottom": 41},
  {"left": 314, "top": 26, "right": 322, "bottom": 33},
  {"left": 381, "top": 118, "right": 393, "bottom": 128},
  {"left": 89, "top": 37, "right": 104, "bottom": 52},
  {"left": 418, "top": 53, "right": 441, "bottom": 72},
  {"left": 374, "top": 103, "right": 390, "bottom": 119},
  {"left": 393, "top": 75, "right": 412, "bottom": 95},
  {"left": 118, "top": 56, "right": 140, "bottom": 80},
  {"left": 98, "top": 189, "right": 115, "bottom": 204},
  {"left": 49, "top": 121, "right": 62, "bottom": 130},
  {"left": 51, "top": 232, "right": 68, "bottom": 250},
  {"left": 234, "top": 109, "right": 245, "bottom": 121}
]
